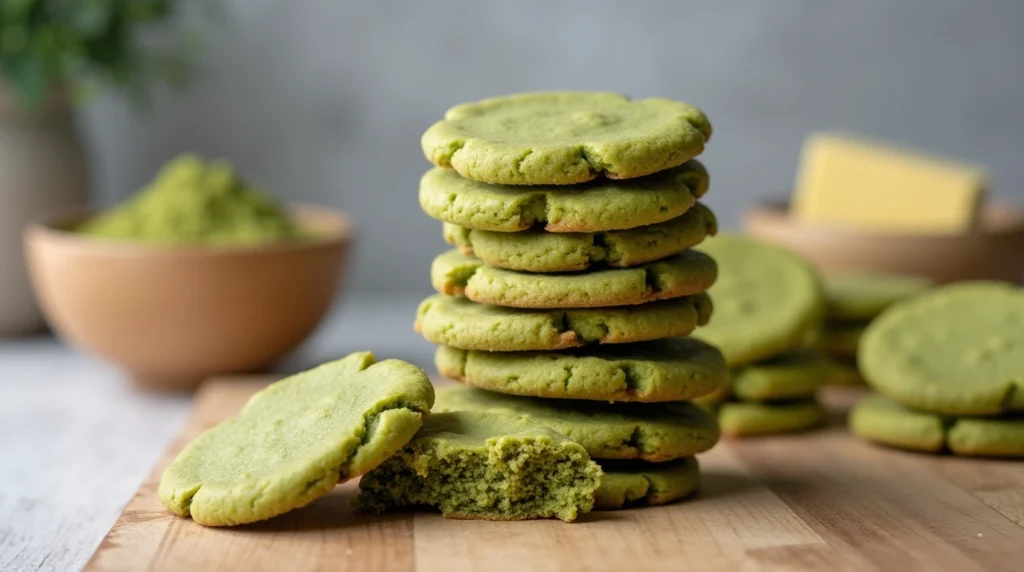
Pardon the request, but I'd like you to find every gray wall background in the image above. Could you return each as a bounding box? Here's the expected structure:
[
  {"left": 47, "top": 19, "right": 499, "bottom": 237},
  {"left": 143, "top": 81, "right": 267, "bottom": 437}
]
[{"left": 79, "top": 0, "right": 1024, "bottom": 296}]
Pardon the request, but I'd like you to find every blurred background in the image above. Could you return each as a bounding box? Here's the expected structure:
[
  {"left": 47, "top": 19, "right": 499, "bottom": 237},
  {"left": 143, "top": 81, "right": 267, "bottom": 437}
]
[{"left": 79, "top": 0, "right": 1024, "bottom": 296}]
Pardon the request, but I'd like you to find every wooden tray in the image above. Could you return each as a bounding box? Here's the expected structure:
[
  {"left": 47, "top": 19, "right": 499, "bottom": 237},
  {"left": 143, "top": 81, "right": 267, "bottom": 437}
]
[{"left": 85, "top": 379, "right": 1024, "bottom": 571}]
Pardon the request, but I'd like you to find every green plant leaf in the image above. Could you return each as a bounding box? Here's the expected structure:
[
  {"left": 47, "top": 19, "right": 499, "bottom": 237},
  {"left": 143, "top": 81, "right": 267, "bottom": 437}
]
[{"left": 4, "top": 50, "right": 48, "bottom": 105}]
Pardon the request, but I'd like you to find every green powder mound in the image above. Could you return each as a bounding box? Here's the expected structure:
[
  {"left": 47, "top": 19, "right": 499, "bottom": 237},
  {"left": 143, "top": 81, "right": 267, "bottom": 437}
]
[
  {"left": 443, "top": 202, "right": 718, "bottom": 273},
  {"left": 79, "top": 154, "right": 302, "bottom": 245},
  {"left": 850, "top": 393, "right": 1024, "bottom": 457},
  {"left": 421, "top": 91, "right": 711, "bottom": 185},
  {"left": 594, "top": 458, "right": 701, "bottom": 510},
  {"left": 415, "top": 293, "right": 712, "bottom": 352},
  {"left": 158, "top": 352, "right": 434, "bottom": 527},
  {"left": 357, "top": 411, "right": 602, "bottom": 522},
  {"left": 434, "top": 385, "right": 720, "bottom": 462}
]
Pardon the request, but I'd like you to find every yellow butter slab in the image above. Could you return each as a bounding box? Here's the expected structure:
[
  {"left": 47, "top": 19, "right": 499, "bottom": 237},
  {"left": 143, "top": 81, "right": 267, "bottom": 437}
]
[{"left": 792, "top": 133, "right": 986, "bottom": 234}]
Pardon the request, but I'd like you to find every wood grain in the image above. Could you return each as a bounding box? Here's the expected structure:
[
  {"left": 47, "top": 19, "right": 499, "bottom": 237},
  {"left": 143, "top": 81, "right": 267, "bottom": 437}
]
[{"left": 85, "top": 381, "right": 1024, "bottom": 572}]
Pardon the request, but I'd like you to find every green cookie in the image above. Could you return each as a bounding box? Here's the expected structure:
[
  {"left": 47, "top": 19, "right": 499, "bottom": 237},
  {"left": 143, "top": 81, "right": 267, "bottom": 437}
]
[
  {"left": 357, "top": 411, "right": 601, "bottom": 521},
  {"left": 594, "top": 458, "right": 700, "bottom": 510},
  {"left": 850, "top": 394, "right": 1024, "bottom": 457},
  {"left": 420, "top": 161, "right": 708, "bottom": 233},
  {"left": 825, "top": 272, "right": 933, "bottom": 321},
  {"left": 421, "top": 91, "right": 712, "bottom": 185},
  {"left": 432, "top": 249, "right": 717, "bottom": 309},
  {"left": 692, "top": 234, "right": 824, "bottom": 367},
  {"left": 443, "top": 202, "right": 717, "bottom": 273},
  {"left": 436, "top": 337, "right": 728, "bottom": 403},
  {"left": 159, "top": 352, "right": 433, "bottom": 527},
  {"left": 716, "top": 400, "right": 826, "bottom": 437},
  {"left": 731, "top": 352, "right": 828, "bottom": 402},
  {"left": 415, "top": 293, "right": 712, "bottom": 352},
  {"left": 820, "top": 322, "right": 865, "bottom": 359},
  {"left": 434, "top": 385, "right": 719, "bottom": 462},
  {"left": 859, "top": 281, "right": 1024, "bottom": 416}
]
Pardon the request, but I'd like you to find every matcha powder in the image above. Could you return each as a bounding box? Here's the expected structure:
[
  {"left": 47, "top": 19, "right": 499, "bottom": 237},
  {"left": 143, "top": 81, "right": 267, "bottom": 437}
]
[{"left": 80, "top": 154, "right": 303, "bottom": 245}]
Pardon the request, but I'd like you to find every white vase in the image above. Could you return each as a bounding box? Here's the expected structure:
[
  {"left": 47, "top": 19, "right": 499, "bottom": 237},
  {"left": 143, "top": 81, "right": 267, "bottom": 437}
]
[{"left": 0, "top": 86, "right": 89, "bottom": 336}]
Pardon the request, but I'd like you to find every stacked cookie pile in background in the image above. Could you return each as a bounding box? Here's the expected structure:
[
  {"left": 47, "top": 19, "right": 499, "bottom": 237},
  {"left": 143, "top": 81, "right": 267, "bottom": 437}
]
[
  {"left": 819, "top": 272, "right": 933, "bottom": 386},
  {"left": 693, "top": 235, "right": 831, "bottom": 437},
  {"left": 414, "top": 92, "right": 730, "bottom": 509},
  {"left": 850, "top": 281, "right": 1024, "bottom": 458}
]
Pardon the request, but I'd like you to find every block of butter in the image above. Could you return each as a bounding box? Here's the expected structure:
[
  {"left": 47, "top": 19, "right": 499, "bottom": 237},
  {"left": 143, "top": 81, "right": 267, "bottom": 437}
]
[{"left": 792, "top": 133, "right": 987, "bottom": 233}]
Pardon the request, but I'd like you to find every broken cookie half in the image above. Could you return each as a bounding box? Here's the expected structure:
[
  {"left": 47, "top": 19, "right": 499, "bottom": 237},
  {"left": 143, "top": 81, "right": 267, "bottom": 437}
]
[{"left": 357, "top": 410, "right": 601, "bottom": 522}]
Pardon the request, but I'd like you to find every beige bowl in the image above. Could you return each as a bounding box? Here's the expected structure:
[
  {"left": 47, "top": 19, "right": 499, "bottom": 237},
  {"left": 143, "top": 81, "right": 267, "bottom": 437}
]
[
  {"left": 744, "top": 201, "right": 1024, "bottom": 283},
  {"left": 25, "top": 205, "right": 353, "bottom": 391}
]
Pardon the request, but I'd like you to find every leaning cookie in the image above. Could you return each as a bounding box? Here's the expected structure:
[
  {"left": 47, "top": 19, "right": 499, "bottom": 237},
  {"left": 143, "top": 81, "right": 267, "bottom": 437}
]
[
  {"left": 158, "top": 352, "right": 433, "bottom": 527},
  {"left": 420, "top": 160, "right": 708, "bottom": 233},
  {"left": 436, "top": 338, "right": 727, "bottom": 403},
  {"left": 693, "top": 234, "right": 825, "bottom": 367},
  {"left": 594, "top": 458, "right": 701, "bottom": 510},
  {"left": 443, "top": 202, "right": 717, "bottom": 273},
  {"left": 422, "top": 91, "right": 711, "bottom": 185},
  {"left": 432, "top": 249, "right": 717, "bottom": 309},
  {"left": 859, "top": 281, "right": 1024, "bottom": 416},
  {"left": 415, "top": 293, "right": 711, "bottom": 351}
]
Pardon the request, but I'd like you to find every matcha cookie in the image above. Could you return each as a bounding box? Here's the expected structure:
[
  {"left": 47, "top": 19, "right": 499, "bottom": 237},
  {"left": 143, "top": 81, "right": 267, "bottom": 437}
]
[
  {"left": 716, "top": 400, "right": 826, "bottom": 437},
  {"left": 420, "top": 161, "right": 708, "bottom": 233},
  {"left": 594, "top": 458, "right": 700, "bottom": 510},
  {"left": 820, "top": 323, "right": 865, "bottom": 359},
  {"left": 357, "top": 411, "right": 601, "bottom": 521},
  {"left": 850, "top": 394, "right": 1024, "bottom": 457},
  {"left": 422, "top": 92, "right": 712, "bottom": 185},
  {"left": 434, "top": 385, "right": 719, "bottom": 461},
  {"left": 826, "top": 272, "right": 933, "bottom": 321},
  {"left": 731, "top": 352, "right": 828, "bottom": 402},
  {"left": 432, "top": 249, "right": 717, "bottom": 309},
  {"left": 693, "top": 235, "right": 824, "bottom": 367},
  {"left": 159, "top": 352, "right": 433, "bottom": 527},
  {"left": 859, "top": 281, "right": 1024, "bottom": 416},
  {"left": 443, "top": 202, "right": 717, "bottom": 273},
  {"left": 416, "top": 293, "right": 712, "bottom": 352},
  {"left": 436, "top": 337, "right": 727, "bottom": 403}
]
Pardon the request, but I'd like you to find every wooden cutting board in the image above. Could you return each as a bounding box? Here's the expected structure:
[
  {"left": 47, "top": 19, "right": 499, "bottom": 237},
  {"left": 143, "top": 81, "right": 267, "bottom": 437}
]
[{"left": 86, "top": 379, "right": 1024, "bottom": 572}]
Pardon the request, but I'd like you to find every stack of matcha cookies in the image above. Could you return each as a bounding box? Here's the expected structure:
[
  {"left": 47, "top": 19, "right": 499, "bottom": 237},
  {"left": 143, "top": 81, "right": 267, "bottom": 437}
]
[
  {"left": 414, "top": 92, "right": 729, "bottom": 509},
  {"left": 693, "top": 235, "right": 830, "bottom": 437},
  {"left": 820, "top": 272, "right": 933, "bottom": 386},
  {"left": 851, "top": 281, "right": 1024, "bottom": 458}
]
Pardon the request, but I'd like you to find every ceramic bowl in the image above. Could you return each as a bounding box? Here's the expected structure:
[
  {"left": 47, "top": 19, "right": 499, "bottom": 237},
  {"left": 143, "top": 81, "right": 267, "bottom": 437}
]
[
  {"left": 744, "top": 201, "right": 1024, "bottom": 283},
  {"left": 25, "top": 204, "right": 353, "bottom": 391}
]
